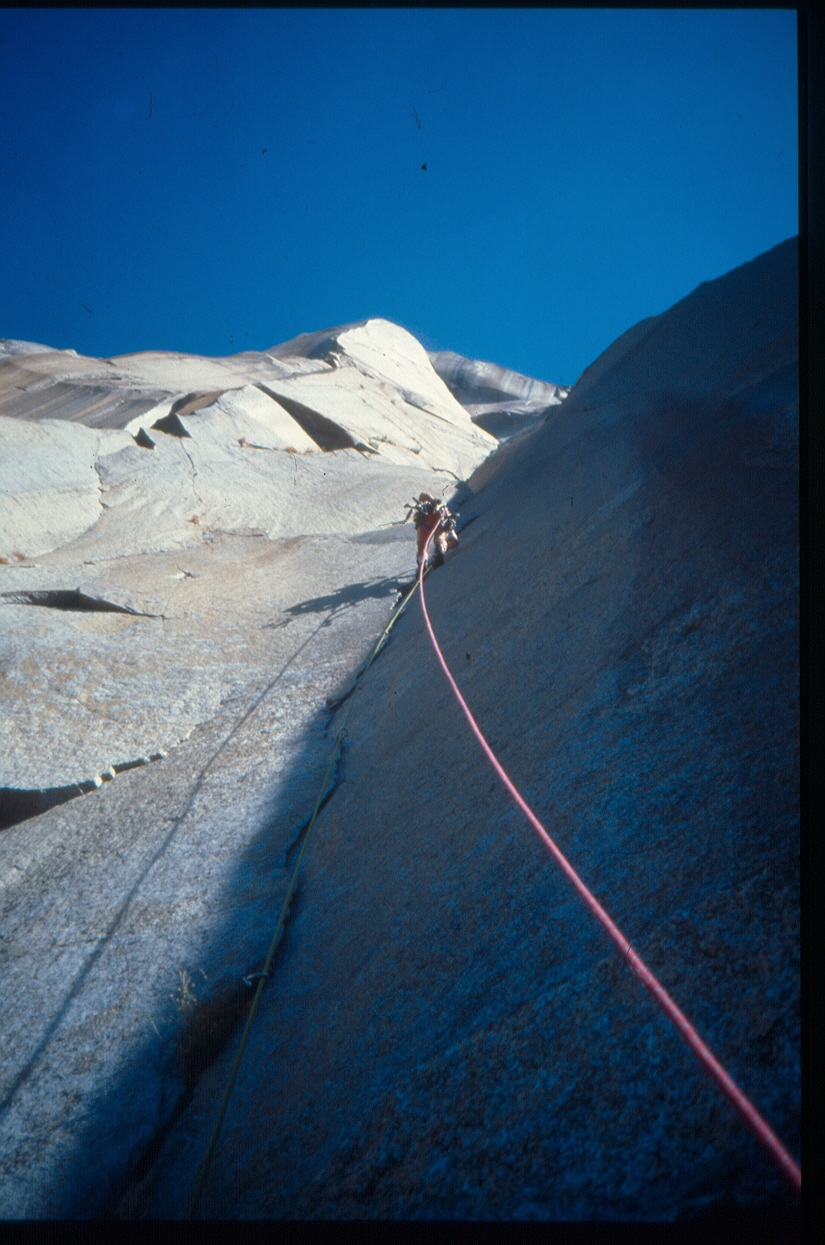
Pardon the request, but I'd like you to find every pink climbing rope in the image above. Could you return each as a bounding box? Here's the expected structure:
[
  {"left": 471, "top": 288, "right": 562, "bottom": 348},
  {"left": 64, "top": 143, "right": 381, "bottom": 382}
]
[{"left": 417, "top": 532, "right": 801, "bottom": 1191}]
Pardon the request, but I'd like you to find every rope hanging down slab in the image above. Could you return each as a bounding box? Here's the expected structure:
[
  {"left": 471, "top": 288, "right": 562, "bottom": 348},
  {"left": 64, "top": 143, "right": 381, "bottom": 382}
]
[
  {"left": 416, "top": 529, "right": 801, "bottom": 1192},
  {"left": 187, "top": 575, "right": 423, "bottom": 1218}
]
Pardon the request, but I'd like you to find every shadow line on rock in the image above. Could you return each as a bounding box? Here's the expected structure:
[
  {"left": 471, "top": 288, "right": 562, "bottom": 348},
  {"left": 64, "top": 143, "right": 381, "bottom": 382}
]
[
  {"left": 45, "top": 578, "right": 423, "bottom": 1218},
  {"left": 0, "top": 614, "right": 331, "bottom": 1125},
  {"left": 33, "top": 348, "right": 801, "bottom": 1215},
  {"left": 55, "top": 616, "right": 407, "bottom": 1217},
  {"left": 276, "top": 576, "right": 412, "bottom": 626}
]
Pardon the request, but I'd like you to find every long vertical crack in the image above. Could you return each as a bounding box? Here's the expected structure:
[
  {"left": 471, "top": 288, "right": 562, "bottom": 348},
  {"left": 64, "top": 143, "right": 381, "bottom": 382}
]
[
  {"left": 0, "top": 613, "right": 333, "bottom": 1120},
  {"left": 109, "top": 733, "right": 346, "bottom": 1218}
]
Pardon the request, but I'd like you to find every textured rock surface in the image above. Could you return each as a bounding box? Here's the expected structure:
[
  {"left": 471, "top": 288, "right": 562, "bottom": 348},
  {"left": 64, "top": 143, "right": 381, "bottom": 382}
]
[
  {"left": 0, "top": 242, "right": 798, "bottom": 1221},
  {"left": 117, "top": 238, "right": 797, "bottom": 1221},
  {"left": 0, "top": 529, "right": 425, "bottom": 1217},
  {"left": 0, "top": 318, "right": 495, "bottom": 475},
  {"left": 1, "top": 320, "right": 496, "bottom": 795},
  {"left": 429, "top": 348, "right": 569, "bottom": 440},
  {"left": 0, "top": 316, "right": 498, "bottom": 1218},
  {"left": 0, "top": 417, "right": 133, "bottom": 560}
]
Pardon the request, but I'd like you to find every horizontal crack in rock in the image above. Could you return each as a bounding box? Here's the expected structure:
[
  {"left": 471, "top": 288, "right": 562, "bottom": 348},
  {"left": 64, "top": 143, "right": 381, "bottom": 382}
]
[
  {"left": 0, "top": 754, "right": 166, "bottom": 832},
  {"left": 0, "top": 589, "right": 162, "bottom": 617}
]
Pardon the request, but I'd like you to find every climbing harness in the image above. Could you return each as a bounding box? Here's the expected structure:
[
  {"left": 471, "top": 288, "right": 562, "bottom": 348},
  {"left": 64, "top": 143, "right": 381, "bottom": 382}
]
[
  {"left": 409, "top": 494, "right": 459, "bottom": 573},
  {"left": 415, "top": 528, "right": 801, "bottom": 1192},
  {"left": 187, "top": 574, "right": 424, "bottom": 1218}
]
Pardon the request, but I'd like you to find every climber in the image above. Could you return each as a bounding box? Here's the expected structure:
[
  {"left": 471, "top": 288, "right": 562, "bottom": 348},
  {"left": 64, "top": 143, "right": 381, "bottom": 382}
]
[{"left": 406, "top": 492, "right": 459, "bottom": 570}]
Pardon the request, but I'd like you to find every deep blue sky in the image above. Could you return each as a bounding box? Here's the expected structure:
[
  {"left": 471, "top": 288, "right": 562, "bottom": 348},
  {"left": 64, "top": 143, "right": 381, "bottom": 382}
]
[{"left": 1, "top": 7, "right": 797, "bottom": 385}]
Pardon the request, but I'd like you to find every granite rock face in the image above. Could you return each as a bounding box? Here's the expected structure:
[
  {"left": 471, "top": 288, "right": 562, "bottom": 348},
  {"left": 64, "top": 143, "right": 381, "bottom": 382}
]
[
  {"left": 428, "top": 348, "right": 569, "bottom": 440},
  {"left": 0, "top": 319, "right": 497, "bottom": 1217},
  {"left": 0, "top": 319, "right": 496, "bottom": 799},
  {"left": 0, "top": 243, "right": 798, "bottom": 1222}
]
